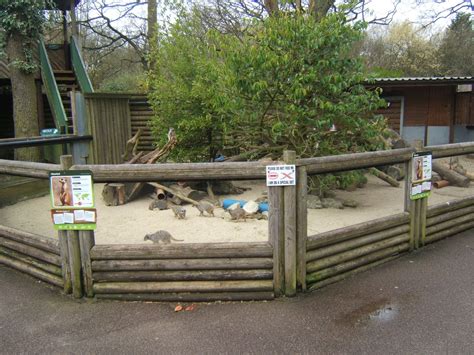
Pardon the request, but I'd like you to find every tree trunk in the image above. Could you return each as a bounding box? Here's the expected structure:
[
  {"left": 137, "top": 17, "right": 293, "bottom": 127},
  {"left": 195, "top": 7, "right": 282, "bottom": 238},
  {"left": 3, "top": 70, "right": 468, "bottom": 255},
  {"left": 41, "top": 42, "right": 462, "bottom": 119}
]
[
  {"left": 264, "top": 0, "right": 279, "bottom": 16},
  {"left": 6, "top": 34, "right": 40, "bottom": 162},
  {"left": 147, "top": 0, "right": 158, "bottom": 70},
  {"left": 309, "top": 0, "right": 335, "bottom": 21}
]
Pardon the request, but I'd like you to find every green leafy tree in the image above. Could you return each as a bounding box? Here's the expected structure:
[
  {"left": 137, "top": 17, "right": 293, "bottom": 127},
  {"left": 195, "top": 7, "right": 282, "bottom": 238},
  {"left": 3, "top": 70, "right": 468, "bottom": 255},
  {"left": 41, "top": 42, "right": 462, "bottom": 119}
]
[
  {"left": 362, "top": 21, "right": 441, "bottom": 77},
  {"left": 0, "top": 0, "right": 53, "bottom": 161},
  {"left": 226, "top": 13, "right": 386, "bottom": 158},
  {"left": 148, "top": 10, "right": 236, "bottom": 161},
  {"left": 438, "top": 13, "right": 473, "bottom": 76}
]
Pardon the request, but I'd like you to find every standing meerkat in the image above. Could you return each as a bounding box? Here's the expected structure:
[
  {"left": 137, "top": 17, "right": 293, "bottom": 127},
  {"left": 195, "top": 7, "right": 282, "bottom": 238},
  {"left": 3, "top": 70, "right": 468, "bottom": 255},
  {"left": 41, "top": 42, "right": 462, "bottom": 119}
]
[
  {"left": 58, "top": 178, "right": 72, "bottom": 206},
  {"left": 169, "top": 204, "right": 186, "bottom": 219}
]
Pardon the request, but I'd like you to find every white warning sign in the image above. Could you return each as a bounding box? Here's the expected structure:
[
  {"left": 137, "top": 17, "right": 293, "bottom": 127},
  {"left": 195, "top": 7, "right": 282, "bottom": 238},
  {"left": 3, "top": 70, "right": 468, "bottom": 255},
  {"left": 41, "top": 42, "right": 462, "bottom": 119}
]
[{"left": 266, "top": 165, "right": 296, "bottom": 186}]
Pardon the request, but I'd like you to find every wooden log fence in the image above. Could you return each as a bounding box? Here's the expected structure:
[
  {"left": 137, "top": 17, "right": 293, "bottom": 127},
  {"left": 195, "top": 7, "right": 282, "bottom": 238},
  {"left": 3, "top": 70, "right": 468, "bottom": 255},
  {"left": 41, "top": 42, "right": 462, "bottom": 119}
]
[
  {"left": 90, "top": 242, "right": 274, "bottom": 302},
  {"left": 1, "top": 142, "right": 474, "bottom": 302},
  {"left": 425, "top": 197, "right": 474, "bottom": 244},
  {"left": 0, "top": 225, "right": 63, "bottom": 288},
  {"left": 305, "top": 214, "right": 411, "bottom": 290}
]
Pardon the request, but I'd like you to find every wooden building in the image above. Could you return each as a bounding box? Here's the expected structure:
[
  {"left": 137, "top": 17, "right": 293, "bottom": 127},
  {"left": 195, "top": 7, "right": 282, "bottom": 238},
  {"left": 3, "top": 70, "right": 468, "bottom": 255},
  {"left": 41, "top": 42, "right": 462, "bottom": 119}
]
[
  {"left": 371, "top": 77, "right": 474, "bottom": 145},
  {"left": 0, "top": 0, "right": 87, "bottom": 159}
]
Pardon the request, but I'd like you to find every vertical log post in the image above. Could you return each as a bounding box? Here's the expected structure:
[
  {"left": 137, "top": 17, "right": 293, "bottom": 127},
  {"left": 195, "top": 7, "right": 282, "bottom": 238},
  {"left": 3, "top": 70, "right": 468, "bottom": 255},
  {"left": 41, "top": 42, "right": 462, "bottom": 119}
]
[
  {"left": 79, "top": 230, "right": 95, "bottom": 297},
  {"left": 283, "top": 150, "right": 297, "bottom": 297},
  {"left": 296, "top": 166, "right": 307, "bottom": 291},
  {"left": 269, "top": 186, "right": 284, "bottom": 297},
  {"left": 60, "top": 155, "right": 83, "bottom": 298},
  {"left": 413, "top": 140, "right": 428, "bottom": 249},
  {"left": 58, "top": 155, "right": 73, "bottom": 294},
  {"left": 404, "top": 159, "right": 412, "bottom": 213},
  {"left": 67, "top": 230, "right": 83, "bottom": 298},
  {"left": 420, "top": 198, "right": 428, "bottom": 247}
]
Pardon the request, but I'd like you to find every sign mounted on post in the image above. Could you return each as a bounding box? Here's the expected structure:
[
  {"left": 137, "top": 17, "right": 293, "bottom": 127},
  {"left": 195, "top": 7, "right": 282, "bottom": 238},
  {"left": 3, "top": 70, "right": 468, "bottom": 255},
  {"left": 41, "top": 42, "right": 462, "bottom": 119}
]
[
  {"left": 266, "top": 165, "right": 296, "bottom": 186},
  {"left": 410, "top": 151, "right": 432, "bottom": 200},
  {"left": 49, "top": 171, "right": 97, "bottom": 230}
]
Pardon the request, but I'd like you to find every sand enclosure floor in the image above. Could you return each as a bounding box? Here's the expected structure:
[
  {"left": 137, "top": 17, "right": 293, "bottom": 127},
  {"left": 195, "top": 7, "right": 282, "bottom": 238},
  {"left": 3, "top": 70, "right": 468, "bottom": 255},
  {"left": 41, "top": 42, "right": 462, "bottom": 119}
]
[{"left": 1, "top": 158, "right": 473, "bottom": 244}]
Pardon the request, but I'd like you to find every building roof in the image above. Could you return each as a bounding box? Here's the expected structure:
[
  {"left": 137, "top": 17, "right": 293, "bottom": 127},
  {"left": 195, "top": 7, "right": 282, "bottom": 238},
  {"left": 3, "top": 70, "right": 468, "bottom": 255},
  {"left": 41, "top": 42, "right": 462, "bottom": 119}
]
[{"left": 367, "top": 76, "right": 473, "bottom": 86}]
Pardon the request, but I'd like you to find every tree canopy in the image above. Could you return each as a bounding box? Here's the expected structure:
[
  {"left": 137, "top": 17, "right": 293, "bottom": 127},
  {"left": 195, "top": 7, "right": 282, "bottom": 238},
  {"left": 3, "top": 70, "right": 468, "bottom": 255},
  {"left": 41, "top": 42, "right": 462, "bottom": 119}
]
[{"left": 148, "top": 7, "right": 387, "bottom": 164}]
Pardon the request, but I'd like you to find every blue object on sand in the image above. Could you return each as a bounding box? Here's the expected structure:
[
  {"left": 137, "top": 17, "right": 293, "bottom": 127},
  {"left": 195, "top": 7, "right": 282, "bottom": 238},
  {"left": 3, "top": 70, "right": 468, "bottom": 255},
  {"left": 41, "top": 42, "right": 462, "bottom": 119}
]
[{"left": 222, "top": 199, "right": 269, "bottom": 213}]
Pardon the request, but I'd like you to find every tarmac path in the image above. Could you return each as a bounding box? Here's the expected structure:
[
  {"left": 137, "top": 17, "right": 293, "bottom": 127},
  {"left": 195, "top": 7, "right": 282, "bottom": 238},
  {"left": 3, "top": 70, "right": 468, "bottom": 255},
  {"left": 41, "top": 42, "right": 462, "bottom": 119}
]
[{"left": 1, "top": 230, "right": 473, "bottom": 354}]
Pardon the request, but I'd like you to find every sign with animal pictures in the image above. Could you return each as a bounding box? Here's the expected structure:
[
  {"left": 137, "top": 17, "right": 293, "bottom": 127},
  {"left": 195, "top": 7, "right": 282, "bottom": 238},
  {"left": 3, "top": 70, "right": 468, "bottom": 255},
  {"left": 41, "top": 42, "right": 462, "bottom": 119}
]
[
  {"left": 49, "top": 171, "right": 97, "bottom": 230},
  {"left": 266, "top": 165, "right": 296, "bottom": 186},
  {"left": 410, "top": 152, "right": 432, "bottom": 200}
]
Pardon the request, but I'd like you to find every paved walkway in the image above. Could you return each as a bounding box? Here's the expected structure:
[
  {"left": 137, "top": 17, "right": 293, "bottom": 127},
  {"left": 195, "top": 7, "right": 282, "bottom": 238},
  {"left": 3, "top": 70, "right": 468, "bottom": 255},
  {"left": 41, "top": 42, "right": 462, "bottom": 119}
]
[{"left": 1, "top": 230, "right": 473, "bottom": 354}]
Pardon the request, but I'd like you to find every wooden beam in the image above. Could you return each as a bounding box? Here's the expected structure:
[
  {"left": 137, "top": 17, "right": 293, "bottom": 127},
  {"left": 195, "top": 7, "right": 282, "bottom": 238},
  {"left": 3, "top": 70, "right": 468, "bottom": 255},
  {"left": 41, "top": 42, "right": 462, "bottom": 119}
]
[
  {"left": 93, "top": 280, "right": 274, "bottom": 294},
  {"left": 296, "top": 166, "right": 307, "bottom": 291},
  {"left": 307, "top": 213, "right": 409, "bottom": 251},
  {"left": 283, "top": 150, "right": 297, "bottom": 297},
  {"left": 95, "top": 292, "right": 275, "bottom": 302},
  {"left": 91, "top": 258, "right": 273, "bottom": 272},
  {"left": 268, "top": 185, "right": 284, "bottom": 296},
  {"left": 90, "top": 242, "right": 272, "bottom": 260}
]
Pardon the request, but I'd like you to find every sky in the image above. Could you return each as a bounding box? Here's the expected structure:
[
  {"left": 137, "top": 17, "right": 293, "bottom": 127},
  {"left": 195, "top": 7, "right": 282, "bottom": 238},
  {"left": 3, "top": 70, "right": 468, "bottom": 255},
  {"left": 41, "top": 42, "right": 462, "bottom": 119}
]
[{"left": 368, "top": 0, "right": 473, "bottom": 29}]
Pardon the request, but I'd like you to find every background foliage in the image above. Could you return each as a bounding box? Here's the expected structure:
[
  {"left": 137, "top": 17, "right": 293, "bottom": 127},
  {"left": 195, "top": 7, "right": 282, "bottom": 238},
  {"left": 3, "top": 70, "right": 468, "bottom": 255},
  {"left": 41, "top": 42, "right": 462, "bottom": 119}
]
[
  {"left": 148, "top": 9, "right": 387, "bottom": 164},
  {"left": 0, "top": 0, "right": 53, "bottom": 73}
]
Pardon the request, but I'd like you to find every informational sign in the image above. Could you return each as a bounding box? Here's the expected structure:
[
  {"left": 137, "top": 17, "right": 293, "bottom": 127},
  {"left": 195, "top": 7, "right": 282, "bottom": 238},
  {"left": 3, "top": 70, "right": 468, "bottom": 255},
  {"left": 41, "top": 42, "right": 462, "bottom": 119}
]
[
  {"left": 49, "top": 171, "right": 97, "bottom": 230},
  {"left": 266, "top": 165, "right": 296, "bottom": 186},
  {"left": 410, "top": 152, "right": 432, "bottom": 200}
]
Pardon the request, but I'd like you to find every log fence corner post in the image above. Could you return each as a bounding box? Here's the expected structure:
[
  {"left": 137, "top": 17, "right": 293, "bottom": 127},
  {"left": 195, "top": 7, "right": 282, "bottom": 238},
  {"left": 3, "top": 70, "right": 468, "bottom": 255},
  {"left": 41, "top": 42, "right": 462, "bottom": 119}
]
[
  {"left": 60, "top": 155, "right": 84, "bottom": 298},
  {"left": 296, "top": 165, "right": 307, "bottom": 291},
  {"left": 79, "top": 230, "right": 95, "bottom": 297},
  {"left": 283, "top": 150, "right": 297, "bottom": 297},
  {"left": 413, "top": 140, "right": 428, "bottom": 249},
  {"left": 269, "top": 184, "right": 284, "bottom": 297},
  {"left": 404, "top": 140, "right": 430, "bottom": 250},
  {"left": 58, "top": 155, "right": 73, "bottom": 294}
]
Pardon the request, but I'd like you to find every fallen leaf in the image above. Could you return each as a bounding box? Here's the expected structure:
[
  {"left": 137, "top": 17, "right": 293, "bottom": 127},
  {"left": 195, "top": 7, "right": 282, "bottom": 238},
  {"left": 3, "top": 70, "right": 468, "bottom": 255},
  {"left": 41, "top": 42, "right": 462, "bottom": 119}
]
[
  {"left": 185, "top": 304, "right": 196, "bottom": 311},
  {"left": 174, "top": 305, "right": 183, "bottom": 312}
]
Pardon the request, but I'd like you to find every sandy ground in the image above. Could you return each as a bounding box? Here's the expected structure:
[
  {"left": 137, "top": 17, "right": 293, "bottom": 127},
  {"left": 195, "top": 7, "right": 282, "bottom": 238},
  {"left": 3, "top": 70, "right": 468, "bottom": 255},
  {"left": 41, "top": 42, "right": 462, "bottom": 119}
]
[{"left": 1, "top": 158, "right": 473, "bottom": 245}]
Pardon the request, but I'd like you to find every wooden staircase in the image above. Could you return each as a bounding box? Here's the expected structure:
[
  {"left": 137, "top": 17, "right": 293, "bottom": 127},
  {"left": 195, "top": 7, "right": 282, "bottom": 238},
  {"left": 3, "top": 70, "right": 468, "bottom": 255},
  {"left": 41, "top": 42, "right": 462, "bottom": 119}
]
[{"left": 42, "top": 69, "right": 79, "bottom": 134}]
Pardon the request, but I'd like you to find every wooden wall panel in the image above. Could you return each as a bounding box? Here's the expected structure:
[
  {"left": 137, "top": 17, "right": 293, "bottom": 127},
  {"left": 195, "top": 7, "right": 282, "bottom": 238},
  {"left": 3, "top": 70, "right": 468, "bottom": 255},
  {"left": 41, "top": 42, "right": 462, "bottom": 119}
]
[
  {"left": 403, "top": 87, "right": 429, "bottom": 126},
  {"left": 377, "top": 99, "right": 401, "bottom": 132},
  {"left": 129, "top": 95, "right": 154, "bottom": 152},
  {"left": 85, "top": 94, "right": 131, "bottom": 164},
  {"left": 455, "top": 92, "right": 474, "bottom": 126},
  {"left": 427, "top": 86, "right": 452, "bottom": 126}
]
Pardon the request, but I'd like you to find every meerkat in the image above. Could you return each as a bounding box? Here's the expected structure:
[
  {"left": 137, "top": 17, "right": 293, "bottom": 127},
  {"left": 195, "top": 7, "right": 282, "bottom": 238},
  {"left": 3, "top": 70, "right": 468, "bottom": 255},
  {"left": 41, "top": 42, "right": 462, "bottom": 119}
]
[
  {"left": 194, "top": 201, "right": 214, "bottom": 217},
  {"left": 58, "top": 178, "right": 72, "bottom": 206},
  {"left": 169, "top": 204, "right": 186, "bottom": 219},
  {"left": 228, "top": 207, "right": 246, "bottom": 222},
  {"left": 144, "top": 230, "right": 183, "bottom": 244},
  {"left": 149, "top": 199, "right": 167, "bottom": 211}
]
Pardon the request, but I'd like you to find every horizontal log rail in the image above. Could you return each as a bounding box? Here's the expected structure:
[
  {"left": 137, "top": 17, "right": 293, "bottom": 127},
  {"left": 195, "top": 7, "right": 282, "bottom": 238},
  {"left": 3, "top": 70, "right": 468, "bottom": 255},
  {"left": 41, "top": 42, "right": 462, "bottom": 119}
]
[
  {"left": 426, "top": 196, "right": 474, "bottom": 218},
  {"left": 71, "top": 161, "right": 269, "bottom": 181},
  {"left": 307, "top": 212, "right": 410, "bottom": 251},
  {"left": 0, "top": 225, "right": 59, "bottom": 254},
  {"left": 0, "top": 159, "right": 60, "bottom": 179},
  {"left": 95, "top": 291, "right": 275, "bottom": 302},
  {"left": 92, "top": 269, "right": 273, "bottom": 282},
  {"left": 427, "top": 141, "right": 474, "bottom": 159},
  {"left": 93, "top": 280, "right": 274, "bottom": 294},
  {"left": 0, "top": 135, "right": 92, "bottom": 149},
  {"left": 91, "top": 242, "right": 273, "bottom": 260},
  {"left": 1, "top": 142, "right": 474, "bottom": 181},
  {"left": 307, "top": 244, "right": 408, "bottom": 288},
  {"left": 92, "top": 258, "right": 273, "bottom": 271},
  {"left": 298, "top": 148, "right": 414, "bottom": 175},
  {"left": 0, "top": 254, "right": 63, "bottom": 287}
]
